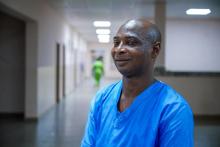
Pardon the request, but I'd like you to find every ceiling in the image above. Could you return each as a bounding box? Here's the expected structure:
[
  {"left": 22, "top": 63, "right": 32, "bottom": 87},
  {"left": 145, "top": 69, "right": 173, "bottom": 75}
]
[{"left": 45, "top": 0, "right": 220, "bottom": 43}]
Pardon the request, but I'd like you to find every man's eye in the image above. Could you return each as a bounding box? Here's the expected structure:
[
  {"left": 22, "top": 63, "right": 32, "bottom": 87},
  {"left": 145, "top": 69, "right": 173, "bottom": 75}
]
[
  {"left": 114, "top": 40, "right": 120, "bottom": 47},
  {"left": 126, "top": 39, "right": 138, "bottom": 46}
]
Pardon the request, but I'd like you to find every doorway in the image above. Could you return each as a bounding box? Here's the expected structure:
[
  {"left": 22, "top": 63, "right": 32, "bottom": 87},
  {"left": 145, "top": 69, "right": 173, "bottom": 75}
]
[
  {"left": 56, "top": 43, "right": 61, "bottom": 103},
  {"left": 0, "top": 10, "right": 26, "bottom": 116},
  {"left": 62, "top": 44, "right": 66, "bottom": 98}
]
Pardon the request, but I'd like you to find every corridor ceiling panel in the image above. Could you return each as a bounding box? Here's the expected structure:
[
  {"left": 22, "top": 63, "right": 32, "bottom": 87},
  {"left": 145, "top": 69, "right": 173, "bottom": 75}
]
[{"left": 46, "top": 0, "right": 220, "bottom": 43}]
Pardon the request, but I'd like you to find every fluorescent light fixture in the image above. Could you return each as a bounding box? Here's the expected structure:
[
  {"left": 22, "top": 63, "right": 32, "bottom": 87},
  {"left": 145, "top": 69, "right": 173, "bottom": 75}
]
[
  {"left": 96, "top": 29, "right": 111, "bottom": 35},
  {"left": 186, "top": 8, "right": 211, "bottom": 15},
  {"left": 99, "top": 39, "right": 110, "bottom": 43},
  {"left": 98, "top": 38, "right": 110, "bottom": 43},
  {"left": 98, "top": 34, "right": 110, "bottom": 43},
  {"left": 97, "top": 34, "right": 110, "bottom": 40},
  {"left": 93, "top": 21, "right": 111, "bottom": 27}
]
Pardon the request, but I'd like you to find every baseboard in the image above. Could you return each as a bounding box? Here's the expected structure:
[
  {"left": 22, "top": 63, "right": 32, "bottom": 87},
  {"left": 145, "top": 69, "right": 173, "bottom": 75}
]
[
  {"left": 0, "top": 112, "right": 39, "bottom": 122},
  {"left": 194, "top": 114, "right": 220, "bottom": 125},
  {"left": 0, "top": 112, "right": 24, "bottom": 120}
]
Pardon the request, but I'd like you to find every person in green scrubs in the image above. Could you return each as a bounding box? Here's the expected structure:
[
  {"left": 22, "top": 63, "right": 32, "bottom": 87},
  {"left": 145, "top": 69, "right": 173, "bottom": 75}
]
[{"left": 92, "top": 56, "right": 104, "bottom": 86}]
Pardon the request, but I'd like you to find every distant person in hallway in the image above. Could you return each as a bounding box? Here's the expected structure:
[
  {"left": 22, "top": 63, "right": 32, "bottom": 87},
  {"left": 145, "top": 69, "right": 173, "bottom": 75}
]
[
  {"left": 81, "top": 19, "right": 194, "bottom": 147},
  {"left": 92, "top": 56, "right": 104, "bottom": 86}
]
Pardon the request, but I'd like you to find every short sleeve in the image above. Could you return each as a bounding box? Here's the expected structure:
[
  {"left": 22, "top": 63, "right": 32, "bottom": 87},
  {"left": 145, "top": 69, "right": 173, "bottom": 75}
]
[
  {"left": 81, "top": 81, "right": 120, "bottom": 147},
  {"left": 81, "top": 90, "right": 103, "bottom": 147},
  {"left": 158, "top": 102, "right": 194, "bottom": 147}
]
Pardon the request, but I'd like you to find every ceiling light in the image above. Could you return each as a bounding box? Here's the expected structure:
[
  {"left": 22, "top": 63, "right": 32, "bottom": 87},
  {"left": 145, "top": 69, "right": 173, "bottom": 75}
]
[
  {"left": 99, "top": 39, "right": 110, "bottom": 43},
  {"left": 96, "top": 29, "right": 111, "bottom": 35},
  {"left": 98, "top": 38, "right": 110, "bottom": 43},
  {"left": 97, "top": 34, "right": 110, "bottom": 40},
  {"left": 98, "top": 35, "right": 110, "bottom": 43},
  {"left": 93, "top": 21, "right": 111, "bottom": 27},
  {"left": 186, "top": 9, "right": 211, "bottom": 15}
]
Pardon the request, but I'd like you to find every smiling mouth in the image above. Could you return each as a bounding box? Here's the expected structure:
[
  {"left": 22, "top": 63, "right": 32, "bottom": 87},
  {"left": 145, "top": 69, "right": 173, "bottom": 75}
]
[
  {"left": 115, "top": 59, "right": 131, "bottom": 63},
  {"left": 115, "top": 59, "right": 130, "bottom": 61},
  {"left": 114, "top": 59, "right": 131, "bottom": 66}
]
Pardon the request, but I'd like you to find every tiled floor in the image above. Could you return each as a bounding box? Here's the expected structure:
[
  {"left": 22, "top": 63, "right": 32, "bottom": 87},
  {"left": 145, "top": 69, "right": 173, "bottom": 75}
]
[{"left": 0, "top": 78, "right": 220, "bottom": 147}]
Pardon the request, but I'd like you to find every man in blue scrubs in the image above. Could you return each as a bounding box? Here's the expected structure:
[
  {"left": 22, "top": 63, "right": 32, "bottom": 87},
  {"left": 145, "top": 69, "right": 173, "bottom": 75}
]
[{"left": 81, "top": 19, "right": 194, "bottom": 147}]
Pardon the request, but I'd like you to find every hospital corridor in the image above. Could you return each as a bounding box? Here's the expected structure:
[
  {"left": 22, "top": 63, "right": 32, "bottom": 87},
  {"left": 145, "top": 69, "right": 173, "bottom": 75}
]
[
  {"left": 0, "top": 78, "right": 118, "bottom": 147},
  {"left": 0, "top": 0, "right": 220, "bottom": 147},
  {"left": 1, "top": 78, "right": 220, "bottom": 147}
]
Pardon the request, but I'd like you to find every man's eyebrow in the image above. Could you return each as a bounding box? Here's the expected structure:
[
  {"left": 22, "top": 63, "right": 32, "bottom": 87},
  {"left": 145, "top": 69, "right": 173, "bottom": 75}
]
[
  {"left": 125, "top": 36, "right": 138, "bottom": 40},
  {"left": 113, "top": 35, "right": 141, "bottom": 42},
  {"left": 113, "top": 36, "right": 119, "bottom": 40},
  {"left": 125, "top": 36, "right": 143, "bottom": 42},
  {"left": 113, "top": 35, "right": 138, "bottom": 39}
]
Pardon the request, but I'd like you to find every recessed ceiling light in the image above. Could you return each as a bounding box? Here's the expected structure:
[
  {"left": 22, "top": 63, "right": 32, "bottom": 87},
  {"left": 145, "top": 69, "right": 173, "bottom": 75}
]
[
  {"left": 97, "top": 34, "right": 110, "bottom": 40},
  {"left": 186, "top": 8, "right": 211, "bottom": 15},
  {"left": 99, "top": 39, "right": 110, "bottom": 43},
  {"left": 93, "top": 21, "right": 111, "bottom": 27},
  {"left": 98, "top": 38, "right": 110, "bottom": 43},
  {"left": 96, "top": 29, "right": 111, "bottom": 35},
  {"left": 98, "top": 34, "right": 110, "bottom": 43}
]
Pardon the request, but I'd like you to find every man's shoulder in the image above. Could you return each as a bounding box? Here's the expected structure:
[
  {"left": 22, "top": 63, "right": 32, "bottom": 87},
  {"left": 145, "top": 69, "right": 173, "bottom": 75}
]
[
  {"left": 157, "top": 81, "right": 193, "bottom": 116},
  {"left": 92, "top": 80, "right": 121, "bottom": 106},
  {"left": 157, "top": 81, "right": 187, "bottom": 104},
  {"left": 155, "top": 82, "right": 194, "bottom": 146}
]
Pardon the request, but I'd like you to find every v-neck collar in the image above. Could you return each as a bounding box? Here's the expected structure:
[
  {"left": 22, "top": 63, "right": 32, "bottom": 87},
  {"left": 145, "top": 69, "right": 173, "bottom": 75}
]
[{"left": 114, "top": 80, "right": 161, "bottom": 118}]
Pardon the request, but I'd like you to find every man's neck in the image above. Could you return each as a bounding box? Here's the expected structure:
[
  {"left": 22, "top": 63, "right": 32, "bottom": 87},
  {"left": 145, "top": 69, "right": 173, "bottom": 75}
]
[
  {"left": 122, "top": 74, "right": 155, "bottom": 100},
  {"left": 117, "top": 73, "right": 155, "bottom": 112}
]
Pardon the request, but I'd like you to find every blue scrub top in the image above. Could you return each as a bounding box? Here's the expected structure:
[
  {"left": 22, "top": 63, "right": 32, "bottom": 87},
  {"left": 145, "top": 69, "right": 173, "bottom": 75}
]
[{"left": 81, "top": 80, "right": 194, "bottom": 147}]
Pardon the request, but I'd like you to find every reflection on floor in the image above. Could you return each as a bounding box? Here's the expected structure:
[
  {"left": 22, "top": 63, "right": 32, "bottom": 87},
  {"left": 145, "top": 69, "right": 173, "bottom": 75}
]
[{"left": 0, "top": 78, "right": 220, "bottom": 147}]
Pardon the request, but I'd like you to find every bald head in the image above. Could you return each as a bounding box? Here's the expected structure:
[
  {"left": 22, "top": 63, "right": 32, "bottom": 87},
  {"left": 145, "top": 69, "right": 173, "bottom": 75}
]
[
  {"left": 112, "top": 19, "right": 161, "bottom": 78},
  {"left": 118, "top": 19, "right": 161, "bottom": 45}
]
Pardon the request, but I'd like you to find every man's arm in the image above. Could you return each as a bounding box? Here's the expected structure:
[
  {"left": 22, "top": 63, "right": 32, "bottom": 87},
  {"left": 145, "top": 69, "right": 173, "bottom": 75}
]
[
  {"left": 158, "top": 102, "right": 194, "bottom": 147},
  {"left": 81, "top": 109, "right": 97, "bottom": 147},
  {"left": 81, "top": 90, "right": 103, "bottom": 147}
]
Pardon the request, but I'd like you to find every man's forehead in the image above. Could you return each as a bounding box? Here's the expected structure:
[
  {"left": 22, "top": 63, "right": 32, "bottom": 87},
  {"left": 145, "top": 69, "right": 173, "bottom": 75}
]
[
  {"left": 123, "top": 20, "right": 139, "bottom": 30},
  {"left": 115, "top": 20, "right": 147, "bottom": 38},
  {"left": 115, "top": 27, "right": 146, "bottom": 41},
  {"left": 119, "top": 20, "right": 143, "bottom": 33},
  {"left": 115, "top": 31, "right": 139, "bottom": 38}
]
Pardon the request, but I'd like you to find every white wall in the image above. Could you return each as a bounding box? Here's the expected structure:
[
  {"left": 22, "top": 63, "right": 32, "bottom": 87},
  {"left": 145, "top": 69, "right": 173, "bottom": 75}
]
[
  {"left": 166, "top": 19, "right": 220, "bottom": 72},
  {"left": 65, "top": 32, "right": 75, "bottom": 95},
  {"left": 72, "top": 31, "right": 87, "bottom": 87},
  {"left": 79, "top": 37, "right": 87, "bottom": 83},
  {"left": 0, "top": 0, "right": 87, "bottom": 118}
]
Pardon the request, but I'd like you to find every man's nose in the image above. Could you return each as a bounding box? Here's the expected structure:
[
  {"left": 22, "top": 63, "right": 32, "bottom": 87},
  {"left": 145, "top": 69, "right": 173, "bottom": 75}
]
[{"left": 116, "top": 41, "right": 127, "bottom": 54}]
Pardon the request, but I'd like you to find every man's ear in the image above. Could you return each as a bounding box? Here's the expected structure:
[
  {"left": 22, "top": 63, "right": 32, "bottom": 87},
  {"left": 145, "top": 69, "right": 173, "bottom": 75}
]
[{"left": 151, "top": 42, "right": 160, "bottom": 59}]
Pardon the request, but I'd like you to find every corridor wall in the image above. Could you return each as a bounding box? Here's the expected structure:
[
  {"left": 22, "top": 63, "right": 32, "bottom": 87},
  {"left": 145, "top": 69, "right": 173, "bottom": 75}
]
[{"left": 0, "top": 0, "right": 87, "bottom": 119}]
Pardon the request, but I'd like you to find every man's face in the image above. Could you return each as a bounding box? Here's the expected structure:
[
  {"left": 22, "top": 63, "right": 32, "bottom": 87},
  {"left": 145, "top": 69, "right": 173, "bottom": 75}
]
[{"left": 111, "top": 21, "right": 153, "bottom": 77}]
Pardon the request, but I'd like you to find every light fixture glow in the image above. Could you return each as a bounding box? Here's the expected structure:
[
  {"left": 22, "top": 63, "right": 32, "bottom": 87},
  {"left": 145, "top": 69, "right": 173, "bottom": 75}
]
[
  {"left": 97, "top": 34, "right": 110, "bottom": 40},
  {"left": 98, "top": 35, "right": 110, "bottom": 43},
  {"left": 98, "top": 38, "right": 110, "bottom": 43},
  {"left": 96, "top": 29, "right": 111, "bottom": 35},
  {"left": 93, "top": 21, "right": 111, "bottom": 27},
  {"left": 186, "top": 8, "right": 211, "bottom": 15},
  {"left": 98, "top": 39, "right": 110, "bottom": 43}
]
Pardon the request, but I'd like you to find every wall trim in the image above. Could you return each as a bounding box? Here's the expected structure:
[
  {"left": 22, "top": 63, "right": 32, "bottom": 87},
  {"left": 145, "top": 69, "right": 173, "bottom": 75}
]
[
  {"left": 194, "top": 115, "right": 220, "bottom": 125},
  {"left": 154, "top": 67, "right": 220, "bottom": 77}
]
